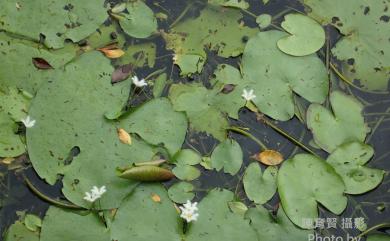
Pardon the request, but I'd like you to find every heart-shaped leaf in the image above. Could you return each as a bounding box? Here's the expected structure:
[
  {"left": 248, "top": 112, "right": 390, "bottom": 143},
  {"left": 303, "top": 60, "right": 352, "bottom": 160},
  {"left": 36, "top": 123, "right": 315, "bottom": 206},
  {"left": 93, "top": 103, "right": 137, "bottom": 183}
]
[
  {"left": 242, "top": 30, "right": 328, "bottom": 121},
  {"left": 211, "top": 139, "right": 243, "bottom": 175},
  {"left": 277, "top": 14, "right": 325, "bottom": 56},
  {"left": 307, "top": 91, "right": 369, "bottom": 153},
  {"left": 278, "top": 154, "right": 347, "bottom": 228},
  {"left": 243, "top": 163, "right": 278, "bottom": 204},
  {"left": 173, "top": 165, "right": 201, "bottom": 181},
  {"left": 327, "top": 142, "right": 385, "bottom": 194},
  {"left": 168, "top": 181, "right": 195, "bottom": 204}
]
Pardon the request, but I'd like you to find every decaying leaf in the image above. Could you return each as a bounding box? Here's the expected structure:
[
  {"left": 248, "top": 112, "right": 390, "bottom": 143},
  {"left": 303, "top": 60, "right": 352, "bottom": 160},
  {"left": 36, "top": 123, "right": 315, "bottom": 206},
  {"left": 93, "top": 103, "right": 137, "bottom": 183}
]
[
  {"left": 111, "top": 64, "right": 132, "bottom": 84},
  {"left": 98, "top": 47, "right": 125, "bottom": 59},
  {"left": 117, "top": 128, "right": 132, "bottom": 145},
  {"left": 118, "top": 165, "right": 175, "bottom": 182},
  {"left": 252, "top": 150, "right": 284, "bottom": 166},
  {"left": 32, "top": 58, "right": 53, "bottom": 70},
  {"left": 151, "top": 193, "right": 161, "bottom": 203}
]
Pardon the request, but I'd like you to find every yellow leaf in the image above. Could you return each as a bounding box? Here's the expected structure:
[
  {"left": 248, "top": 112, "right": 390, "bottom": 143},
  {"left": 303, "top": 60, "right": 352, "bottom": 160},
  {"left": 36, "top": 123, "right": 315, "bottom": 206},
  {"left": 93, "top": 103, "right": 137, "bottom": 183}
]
[
  {"left": 1, "top": 157, "right": 15, "bottom": 165},
  {"left": 99, "top": 48, "right": 125, "bottom": 59},
  {"left": 253, "top": 150, "right": 284, "bottom": 166},
  {"left": 117, "top": 128, "right": 132, "bottom": 145},
  {"left": 151, "top": 193, "right": 161, "bottom": 203}
]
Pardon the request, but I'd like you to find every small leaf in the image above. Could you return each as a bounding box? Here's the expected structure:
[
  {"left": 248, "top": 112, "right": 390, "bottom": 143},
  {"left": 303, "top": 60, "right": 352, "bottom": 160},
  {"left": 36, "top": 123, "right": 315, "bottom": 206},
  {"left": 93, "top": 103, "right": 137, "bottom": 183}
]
[
  {"left": 256, "top": 14, "right": 272, "bottom": 29},
  {"left": 168, "top": 182, "right": 195, "bottom": 204},
  {"left": 117, "top": 128, "right": 132, "bottom": 145},
  {"left": 24, "top": 214, "right": 42, "bottom": 232},
  {"left": 151, "top": 193, "right": 161, "bottom": 203},
  {"left": 118, "top": 166, "right": 175, "bottom": 182},
  {"left": 172, "top": 165, "right": 201, "bottom": 181},
  {"left": 111, "top": 3, "right": 127, "bottom": 14},
  {"left": 98, "top": 47, "right": 125, "bottom": 59},
  {"left": 111, "top": 64, "right": 132, "bottom": 84},
  {"left": 211, "top": 139, "right": 243, "bottom": 175},
  {"left": 228, "top": 201, "right": 248, "bottom": 216},
  {"left": 32, "top": 58, "right": 53, "bottom": 69},
  {"left": 253, "top": 150, "right": 284, "bottom": 166},
  {"left": 174, "top": 149, "right": 202, "bottom": 166}
]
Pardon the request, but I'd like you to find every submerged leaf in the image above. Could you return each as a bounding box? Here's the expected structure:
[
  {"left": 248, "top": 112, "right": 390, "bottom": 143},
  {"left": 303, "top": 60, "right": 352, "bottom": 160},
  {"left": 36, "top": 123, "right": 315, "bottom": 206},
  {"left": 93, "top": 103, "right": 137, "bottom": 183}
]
[{"left": 278, "top": 154, "right": 347, "bottom": 228}]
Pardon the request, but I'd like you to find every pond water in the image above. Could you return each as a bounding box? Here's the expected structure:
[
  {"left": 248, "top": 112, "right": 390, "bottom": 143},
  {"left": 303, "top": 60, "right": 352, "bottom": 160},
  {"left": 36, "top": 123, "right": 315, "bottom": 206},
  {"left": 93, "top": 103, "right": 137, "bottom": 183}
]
[{"left": 0, "top": 0, "right": 389, "bottom": 240}]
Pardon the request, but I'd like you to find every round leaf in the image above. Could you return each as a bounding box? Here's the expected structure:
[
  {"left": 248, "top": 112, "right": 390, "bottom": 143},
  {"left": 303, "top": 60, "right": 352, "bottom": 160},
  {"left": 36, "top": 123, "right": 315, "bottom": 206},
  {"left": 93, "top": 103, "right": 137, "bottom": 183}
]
[
  {"left": 211, "top": 139, "right": 243, "bottom": 175},
  {"left": 277, "top": 154, "right": 347, "bottom": 228},
  {"left": 168, "top": 181, "right": 195, "bottom": 204},
  {"left": 256, "top": 14, "right": 272, "bottom": 29},
  {"left": 172, "top": 165, "right": 201, "bottom": 181},
  {"left": 174, "top": 149, "right": 202, "bottom": 166},
  {"left": 277, "top": 14, "right": 325, "bottom": 56}
]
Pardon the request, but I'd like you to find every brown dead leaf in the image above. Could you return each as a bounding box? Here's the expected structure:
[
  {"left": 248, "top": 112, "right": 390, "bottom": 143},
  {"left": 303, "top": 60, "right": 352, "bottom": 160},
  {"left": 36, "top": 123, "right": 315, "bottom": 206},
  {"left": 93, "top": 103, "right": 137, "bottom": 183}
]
[
  {"left": 151, "top": 193, "right": 161, "bottom": 203},
  {"left": 111, "top": 64, "right": 133, "bottom": 84},
  {"left": 252, "top": 150, "right": 284, "bottom": 166},
  {"left": 32, "top": 58, "right": 53, "bottom": 69},
  {"left": 98, "top": 47, "right": 125, "bottom": 59},
  {"left": 117, "top": 128, "right": 132, "bottom": 145},
  {"left": 1, "top": 157, "right": 15, "bottom": 165}
]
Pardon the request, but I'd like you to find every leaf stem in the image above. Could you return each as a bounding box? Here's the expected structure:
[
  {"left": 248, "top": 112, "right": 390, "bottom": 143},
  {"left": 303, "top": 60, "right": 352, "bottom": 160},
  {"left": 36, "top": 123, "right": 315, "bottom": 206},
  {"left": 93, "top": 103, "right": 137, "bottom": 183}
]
[
  {"left": 258, "top": 115, "right": 320, "bottom": 158},
  {"left": 23, "top": 174, "right": 84, "bottom": 210},
  {"left": 353, "top": 223, "right": 390, "bottom": 240},
  {"left": 241, "top": 9, "right": 257, "bottom": 18},
  {"left": 169, "top": 3, "right": 193, "bottom": 28},
  {"left": 227, "top": 126, "right": 268, "bottom": 150}
]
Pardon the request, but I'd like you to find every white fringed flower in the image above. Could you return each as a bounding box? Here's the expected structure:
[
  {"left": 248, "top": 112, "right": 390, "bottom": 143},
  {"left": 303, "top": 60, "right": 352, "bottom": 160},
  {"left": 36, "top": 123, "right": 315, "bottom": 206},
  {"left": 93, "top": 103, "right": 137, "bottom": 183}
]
[
  {"left": 21, "top": 116, "right": 36, "bottom": 128},
  {"left": 241, "top": 89, "right": 256, "bottom": 101},
  {"left": 132, "top": 76, "right": 148, "bottom": 87},
  {"left": 179, "top": 200, "right": 199, "bottom": 223},
  {"left": 83, "top": 185, "right": 106, "bottom": 203}
]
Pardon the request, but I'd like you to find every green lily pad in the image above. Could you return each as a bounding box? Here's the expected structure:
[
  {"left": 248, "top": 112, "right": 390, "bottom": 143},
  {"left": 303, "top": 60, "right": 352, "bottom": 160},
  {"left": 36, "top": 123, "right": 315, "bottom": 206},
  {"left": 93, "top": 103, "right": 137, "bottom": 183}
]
[
  {"left": 0, "top": 0, "right": 109, "bottom": 48},
  {"left": 277, "top": 14, "right": 325, "bottom": 56},
  {"left": 119, "top": 98, "right": 187, "bottom": 156},
  {"left": 246, "top": 205, "right": 313, "bottom": 241},
  {"left": 211, "top": 139, "right": 243, "bottom": 175},
  {"left": 24, "top": 214, "right": 42, "bottom": 232},
  {"left": 256, "top": 14, "right": 272, "bottom": 29},
  {"left": 168, "top": 181, "right": 195, "bottom": 203},
  {"left": 174, "top": 149, "right": 202, "bottom": 165},
  {"left": 116, "top": 42, "right": 156, "bottom": 68},
  {"left": 115, "top": 1, "right": 157, "bottom": 39},
  {"left": 303, "top": 0, "right": 390, "bottom": 91},
  {"left": 0, "top": 112, "right": 25, "bottom": 157},
  {"left": 228, "top": 201, "right": 248, "bottom": 216},
  {"left": 307, "top": 91, "right": 369, "bottom": 153},
  {"left": 163, "top": 6, "right": 257, "bottom": 75},
  {"left": 40, "top": 207, "right": 109, "bottom": 241},
  {"left": 153, "top": 73, "right": 168, "bottom": 98},
  {"left": 172, "top": 165, "right": 201, "bottom": 181},
  {"left": 27, "top": 52, "right": 156, "bottom": 209},
  {"left": 327, "top": 142, "right": 385, "bottom": 194},
  {"left": 4, "top": 221, "right": 39, "bottom": 241},
  {"left": 169, "top": 82, "right": 244, "bottom": 141},
  {"left": 243, "top": 163, "right": 278, "bottom": 204},
  {"left": 0, "top": 87, "right": 30, "bottom": 121},
  {"left": 277, "top": 154, "right": 347, "bottom": 228},
  {"left": 242, "top": 30, "right": 328, "bottom": 121}
]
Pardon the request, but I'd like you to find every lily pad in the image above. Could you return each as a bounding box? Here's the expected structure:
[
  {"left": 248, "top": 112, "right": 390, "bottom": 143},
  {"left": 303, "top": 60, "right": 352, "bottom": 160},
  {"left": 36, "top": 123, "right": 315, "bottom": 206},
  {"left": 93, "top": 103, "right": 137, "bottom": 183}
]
[
  {"left": 243, "top": 163, "right": 278, "bottom": 204},
  {"left": 0, "top": 0, "right": 109, "bottom": 48},
  {"left": 277, "top": 154, "right": 347, "bottom": 228},
  {"left": 116, "top": 42, "right": 156, "bottom": 68},
  {"left": 168, "top": 181, "right": 195, "bottom": 203},
  {"left": 242, "top": 30, "right": 328, "bottom": 121},
  {"left": 119, "top": 98, "right": 188, "bottom": 156},
  {"left": 4, "top": 221, "right": 39, "bottom": 241},
  {"left": 211, "top": 139, "right": 243, "bottom": 175},
  {"left": 40, "top": 207, "right": 109, "bottom": 241},
  {"left": 163, "top": 6, "right": 257, "bottom": 75},
  {"left": 307, "top": 91, "right": 369, "bottom": 153},
  {"left": 256, "top": 14, "right": 272, "bottom": 29},
  {"left": 172, "top": 165, "right": 201, "bottom": 181},
  {"left": 327, "top": 142, "right": 385, "bottom": 194},
  {"left": 0, "top": 112, "right": 25, "bottom": 157},
  {"left": 246, "top": 205, "right": 313, "bottom": 241},
  {"left": 27, "top": 52, "right": 156, "bottom": 209},
  {"left": 169, "top": 82, "right": 244, "bottom": 141},
  {"left": 303, "top": 0, "right": 390, "bottom": 91},
  {"left": 277, "top": 14, "right": 325, "bottom": 56},
  {"left": 115, "top": 1, "right": 157, "bottom": 39},
  {"left": 174, "top": 149, "right": 202, "bottom": 165}
]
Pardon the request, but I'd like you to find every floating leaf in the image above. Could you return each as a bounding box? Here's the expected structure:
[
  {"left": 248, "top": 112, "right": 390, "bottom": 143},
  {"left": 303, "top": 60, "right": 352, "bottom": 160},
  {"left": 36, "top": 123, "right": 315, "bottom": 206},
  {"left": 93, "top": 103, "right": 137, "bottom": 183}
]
[
  {"left": 327, "top": 142, "right": 385, "bottom": 194},
  {"left": 119, "top": 98, "right": 187, "bottom": 155},
  {"left": 163, "top": 6, "right": 257, "bottom": 75},
  {"left": 254, "top": 150, "right": 284, "bottom": 166},
  {"left": 209, "top": 0, "right": 250, "bottom": 9},
  {"left": 0, "top": 112, "right": 25, "bottom": 157},
  {"left": 246, "top": 205, "right": 313, "bottom": 241},
  {"left": 174, "top": 149, "right": 202, "bottom": 165},
  {"left": 277, "top": 154, "right": 347, "bottom": 228},
  {"left": 172, "top": 165, "right": 201, "bottom": 181},
  {"left": 115, "top": 1, "right": 157, "bottom": 39},
  {"left": 303, "top": 0, "right": 390, "bottom": 91},
  {"left": 118, "top": 165, "right": 175, "bottom": 182},
  {"left": 0, "top": 0, "right": 109, "bottom": 48},
  {"left": 98, "top": 47, "right": 125, "bottom": 58},
  {"left": 307, "top": 91, "right": 369, "bottom": 153},
  {"left": 27, "top": 52, "right": 156, "bottom": 209},
  {"left": 32, "top": 58, "right": 53, "bottom": 70},
  {"left": 228, "top": 201, "right": 248, "bottom": 217},
  {"left": 111, "top": 64, "right": 133, "bottom": 84},
  {"left": 4, "top": 221, "right": 39, "bottom": 241},
  {"left": 256, "top": 14, "right": 272, "bottom": 29},
  {"left": 243, "top": 163, "right": 278, "bottom": 204},
  {"left": 117, "top": 128, "right": 132, "bottom": 145},
  {"left": 40, "top": 207, "right": 109, "bottom": 241},
  {"left": 151, "top": 193, "right": 162, "bottom": 203},
  {"left": 153, "top": 73, "right": 167, "bottom": 98},
  {"left": 211, "top": 139, "right": 243, "bottom": 175},
  {"left": 242, "top": 30, "right": 328, "bottom": 121},
  {"left": 168, "top": 181, "right": 195, "bottom": 203},
  {"left": 24, "top": 214, "right": 42, "bottom": 232},
  {"left": 277, "top": 14, "right": 325, "bottom": 56},
  {"left": 116, "top": 43, "right": 157, "bottom": 68}
]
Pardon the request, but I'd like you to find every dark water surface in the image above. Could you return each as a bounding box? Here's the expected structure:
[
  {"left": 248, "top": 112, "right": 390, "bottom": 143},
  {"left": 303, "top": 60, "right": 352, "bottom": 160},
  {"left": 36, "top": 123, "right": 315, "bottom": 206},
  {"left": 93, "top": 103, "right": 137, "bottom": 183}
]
[{"left": 1, "top": 0, "right": 389, "bottom": 240}]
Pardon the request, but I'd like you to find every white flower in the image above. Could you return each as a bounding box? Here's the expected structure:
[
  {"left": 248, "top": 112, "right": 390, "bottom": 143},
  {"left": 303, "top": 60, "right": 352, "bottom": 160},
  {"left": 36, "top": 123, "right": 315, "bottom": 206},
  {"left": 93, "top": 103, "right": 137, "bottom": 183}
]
[
  {"left": 132, "top": 76, "right": 148, "bottom": 87},
  {"left": 83, "top": 185, "right": 106, "bottom": 203},
  {"left": 179, "top": 200, "right": 199, "bottom": 223},
  {"left": 242, "top": 89, "right": 256, "bottom": 101},
  {"left": 21, "top": 116, "right": 36, "bottom": 128}
]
